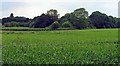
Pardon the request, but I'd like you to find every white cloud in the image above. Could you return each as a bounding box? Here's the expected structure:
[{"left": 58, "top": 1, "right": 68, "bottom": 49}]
[
  {"left": 2, "top": 0, "right": 119, "bottom": 3},
  {"left": 10, "top": 3, "right": 69, "bottom": 18},
  {"left": 1, "top": 0, "right": 119, "bottom": 18},
  {"left": 0, "top": 11, "right": 2, "bottom": 19}
]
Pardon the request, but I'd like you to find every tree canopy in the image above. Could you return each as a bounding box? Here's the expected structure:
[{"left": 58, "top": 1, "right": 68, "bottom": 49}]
[
  {"left": 60, "top": 8, "right": 89, "bottom": 29},
  {"left": 89, "top": 11, "right": 118, "bottom": 28},
  {"left": 30, "top": 9, "right": 59, "bottom": 28},
  {"left": 2, "top": 8, "right": 119, "bottom": 29}
]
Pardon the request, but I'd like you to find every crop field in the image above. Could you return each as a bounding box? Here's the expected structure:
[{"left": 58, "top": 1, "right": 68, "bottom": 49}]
[{"left": 2, "top": 28, "right": 120, "bottom": 64}]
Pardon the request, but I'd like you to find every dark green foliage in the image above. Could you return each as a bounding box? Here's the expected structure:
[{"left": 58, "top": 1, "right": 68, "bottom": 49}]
[
  {"left": 2, "top": 14, "right": 30, "bottom": 27},
  {"left": 73, "top": 18, "right": 90, "bottom": 29},
  {"left": 31, "top": 9, "right": 59, "bottom": 28},
  {"left": 4, "top": 22, "right": 29, "bottom": 27},
  {"left": 89, "top": 11, "right": 117, "bottom": 28},
  {"left": 1, "top": 8, "right": 119, "bottom": 29},
  {"left": 62, "top": 21, "right": 72, "bottom": 28},
  {"left": 0, "top": 19, "right": 1, "bottom": 23},
  {"left": 46, "top": 9, "right": 59, "bottom": 21},
  {"left": 114, "top": 18, "right": 120, "bottom": 28},
  {"left": 2, "top": 17, "right": 30, "bottom": 24},
  {"left": 49, "top": 21, "right": 60, "bottom": 30},
  {"left": 29, "top": 22, "right": 34, "bottom": 28},
  {"left": 10, "top": 13, "right": 14, "bottom": 18},
  {"left": 60, "top": 8, "right": 89, "bottom": 29},
  {"left": 60, "top": 13, "right": 71, "bottom": 24},
  {"left": 2, "top": 27, "right": 72, "bottom": 31},
  {"left": 2, "top": 28, "right": 51, "bottom": 31},
  {"left": 32, "top": 14, "right": 53, "bottom": 28}
]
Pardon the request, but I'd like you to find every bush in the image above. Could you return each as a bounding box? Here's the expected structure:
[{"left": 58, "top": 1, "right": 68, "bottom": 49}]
[
  {"left": 29, "top": 22, "right": 35, "bottom": 28},
  {"left": 62, "top": 21, "right": 72, "bottom": 28},
  {"left": 3, "top": 21, "right": 29, "bottom": 27},
  {"left": 49, "top": 21, "right": 60, "bottom": 30}
]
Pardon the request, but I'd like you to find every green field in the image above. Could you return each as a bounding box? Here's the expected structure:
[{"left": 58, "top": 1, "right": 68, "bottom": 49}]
[{"left": 2, "top": 29, "right": 120, "bottom": 64}]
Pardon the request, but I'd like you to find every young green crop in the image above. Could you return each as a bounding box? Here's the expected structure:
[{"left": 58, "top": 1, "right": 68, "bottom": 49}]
[{"left": 2, "top": 29, "right": 119, "bottom": 64}]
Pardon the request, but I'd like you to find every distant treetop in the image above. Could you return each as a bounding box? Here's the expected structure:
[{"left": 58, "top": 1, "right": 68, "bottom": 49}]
[{"left": 10, "top": 13, "right": 14, "bottom": 18}]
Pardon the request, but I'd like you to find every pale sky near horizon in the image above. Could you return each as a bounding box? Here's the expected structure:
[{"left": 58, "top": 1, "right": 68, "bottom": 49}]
[{"left": 0, "top": 0, "right": 120, "bottom": 19}]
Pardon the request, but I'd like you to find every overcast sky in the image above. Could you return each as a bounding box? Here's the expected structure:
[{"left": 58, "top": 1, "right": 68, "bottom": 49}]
[{"left": 0, "top": 0, "right": 120, "bottom": 19}]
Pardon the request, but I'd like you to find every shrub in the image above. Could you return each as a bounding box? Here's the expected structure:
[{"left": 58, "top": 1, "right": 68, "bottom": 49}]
[
  {"left": 29, "top": 22, "right": 35, "bottom": 28},
  {"left": 62, "top": 21, "right": 72, "bottom": 28},
  {"left": 49, "top": 21, "right": 60, "bottom": 30}
]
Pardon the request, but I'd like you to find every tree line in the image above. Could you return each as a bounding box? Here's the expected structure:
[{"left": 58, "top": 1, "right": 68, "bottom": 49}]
[{"left": 2, "top": 8, "right": 120, "bottom": 30}]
